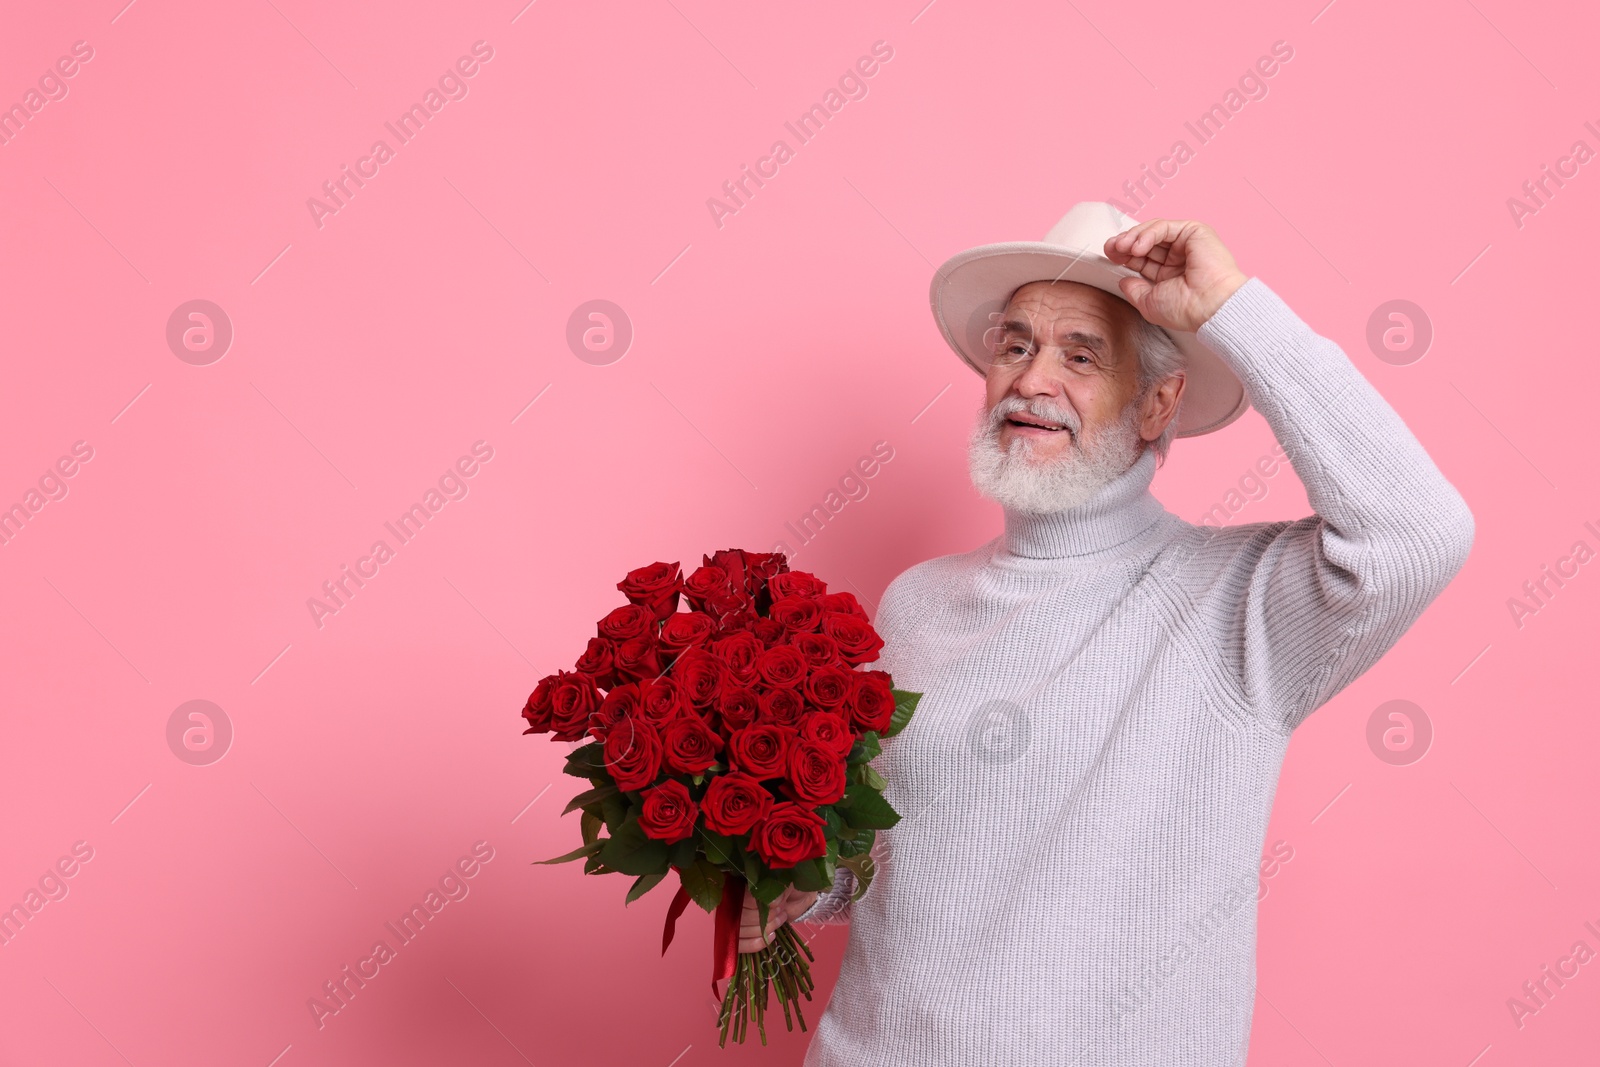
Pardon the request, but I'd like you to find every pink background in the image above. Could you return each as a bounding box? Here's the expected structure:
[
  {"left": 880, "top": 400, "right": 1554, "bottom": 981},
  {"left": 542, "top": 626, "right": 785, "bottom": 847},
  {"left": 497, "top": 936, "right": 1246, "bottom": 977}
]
[{"left": 3, "top": 0, "right": 1597, "bottom": 1064}]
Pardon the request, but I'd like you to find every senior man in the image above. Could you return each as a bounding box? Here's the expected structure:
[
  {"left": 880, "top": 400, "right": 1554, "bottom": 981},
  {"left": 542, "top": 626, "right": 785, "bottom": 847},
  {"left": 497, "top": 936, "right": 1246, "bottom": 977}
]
[{"left": 741, "top": 203, "right": 1475, "bottom": 1065}]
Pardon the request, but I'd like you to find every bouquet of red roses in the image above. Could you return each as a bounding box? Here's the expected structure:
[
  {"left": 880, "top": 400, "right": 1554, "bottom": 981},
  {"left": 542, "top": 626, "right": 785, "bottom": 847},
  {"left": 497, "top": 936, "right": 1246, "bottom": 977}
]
[{"left": 523, "top": 548, "right": 919, "bottom": 1046}]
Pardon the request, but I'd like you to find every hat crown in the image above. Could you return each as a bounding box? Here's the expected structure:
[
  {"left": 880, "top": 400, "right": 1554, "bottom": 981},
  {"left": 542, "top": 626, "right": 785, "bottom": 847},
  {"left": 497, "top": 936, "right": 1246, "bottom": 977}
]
[{"left": 1040, "top": 201, "right": 1140, "bottom": 256}]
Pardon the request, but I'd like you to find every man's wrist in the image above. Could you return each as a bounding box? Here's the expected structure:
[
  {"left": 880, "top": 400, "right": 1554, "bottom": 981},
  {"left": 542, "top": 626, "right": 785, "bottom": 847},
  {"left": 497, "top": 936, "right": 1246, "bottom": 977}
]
[{"left": 1198, "top": 272, "right": 1249, "bottom": 327}]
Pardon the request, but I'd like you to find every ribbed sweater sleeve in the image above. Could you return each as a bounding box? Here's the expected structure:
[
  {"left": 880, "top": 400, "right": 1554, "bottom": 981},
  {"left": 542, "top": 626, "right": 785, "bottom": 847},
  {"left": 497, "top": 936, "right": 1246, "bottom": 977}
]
[
  {"left": 793, "top": 865, "right": 856, "bottom": 926},
  {"left": 1190, "top": 278, "right": 1475, "bottom": 731}
]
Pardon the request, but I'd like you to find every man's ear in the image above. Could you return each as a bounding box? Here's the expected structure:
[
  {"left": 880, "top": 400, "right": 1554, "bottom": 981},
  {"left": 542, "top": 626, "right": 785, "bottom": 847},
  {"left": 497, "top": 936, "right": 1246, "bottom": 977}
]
[{"left": 1140, "top": 372, "right": 1186, "bottom": 441}]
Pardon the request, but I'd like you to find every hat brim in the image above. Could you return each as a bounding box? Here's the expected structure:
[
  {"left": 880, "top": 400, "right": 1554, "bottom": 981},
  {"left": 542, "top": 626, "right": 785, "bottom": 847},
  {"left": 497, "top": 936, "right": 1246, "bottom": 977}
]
[{"left": 929, "top": 242, "right": 1249, "bottom": 439}]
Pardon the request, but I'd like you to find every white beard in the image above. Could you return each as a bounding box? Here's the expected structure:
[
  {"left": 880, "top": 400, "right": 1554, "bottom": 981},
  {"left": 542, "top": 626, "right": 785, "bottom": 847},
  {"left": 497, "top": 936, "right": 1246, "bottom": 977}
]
[{"left": 967, "top": 394, "right": 1145, "bottom": 515}]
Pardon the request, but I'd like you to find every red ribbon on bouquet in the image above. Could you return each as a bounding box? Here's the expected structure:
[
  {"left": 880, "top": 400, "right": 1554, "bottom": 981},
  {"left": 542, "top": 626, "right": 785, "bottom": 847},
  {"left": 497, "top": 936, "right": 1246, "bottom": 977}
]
[{"left": 661, "top": 872, "right": 745, "bottom": 995}]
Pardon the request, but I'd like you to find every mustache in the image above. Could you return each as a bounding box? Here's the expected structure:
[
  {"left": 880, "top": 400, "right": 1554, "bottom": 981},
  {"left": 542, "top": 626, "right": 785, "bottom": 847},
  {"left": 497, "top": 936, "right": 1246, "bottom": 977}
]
[{"left": 982, "top": 395, "right": 1083, "bottom": 439}]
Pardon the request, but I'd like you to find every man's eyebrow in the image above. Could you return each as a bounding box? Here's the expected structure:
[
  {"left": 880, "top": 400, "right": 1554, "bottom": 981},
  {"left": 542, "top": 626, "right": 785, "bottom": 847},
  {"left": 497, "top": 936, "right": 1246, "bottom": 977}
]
[{"left": 997, "top": 321, "right": 1110, "bottom": 352}]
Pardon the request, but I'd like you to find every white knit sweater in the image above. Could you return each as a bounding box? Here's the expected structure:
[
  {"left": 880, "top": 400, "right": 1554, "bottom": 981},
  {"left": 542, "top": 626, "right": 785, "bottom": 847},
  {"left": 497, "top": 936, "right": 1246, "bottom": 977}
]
[{"left": 794, "top": 278, "right": 1474, "bottom": 1066}]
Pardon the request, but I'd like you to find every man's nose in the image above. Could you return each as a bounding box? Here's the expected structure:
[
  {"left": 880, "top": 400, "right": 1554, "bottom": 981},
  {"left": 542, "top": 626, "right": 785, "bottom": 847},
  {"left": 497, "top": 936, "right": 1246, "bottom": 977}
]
[{"left": 1012, "top": 348, "right": 1063, "bottom": 397}]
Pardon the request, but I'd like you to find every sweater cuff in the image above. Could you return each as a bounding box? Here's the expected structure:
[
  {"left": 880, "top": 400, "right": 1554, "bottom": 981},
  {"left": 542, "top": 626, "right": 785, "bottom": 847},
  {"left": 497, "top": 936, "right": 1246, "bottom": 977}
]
[{"left": 794, "top": 866, "right": 856, "bottom": 924}]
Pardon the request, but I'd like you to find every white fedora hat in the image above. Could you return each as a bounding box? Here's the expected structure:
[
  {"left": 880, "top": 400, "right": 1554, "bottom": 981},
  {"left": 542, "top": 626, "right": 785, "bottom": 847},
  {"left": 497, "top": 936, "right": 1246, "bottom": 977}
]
[{"left": 928, "top": 201, "right": 1249, "bottom": 439}]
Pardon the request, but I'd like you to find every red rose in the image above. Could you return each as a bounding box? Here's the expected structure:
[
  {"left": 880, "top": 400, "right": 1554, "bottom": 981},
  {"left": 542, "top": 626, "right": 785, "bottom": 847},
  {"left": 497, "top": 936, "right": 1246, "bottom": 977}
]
[
  {"left": 743, "top": 551, "right": 789, "bottom": 587},
  {"left": 752, "top": 617, "right": 786, "bottom": 648},
  {"left": 755, "top": 645, "right": 807, "bottom": 689},
  {"left": 803, "top": 665, "right": 855, "bottom": 710},
  {"left": 800, "top": 712, "right": 856, "bottom": 758},
  {"left": 789, "top": 632, "right": 842, "bottom": 670},
  {"left": 716, "top": 686, "right": 760, "bottom": 734},
  {"left": 716, "top": 607, "right": 760, "bottom": 636},
  {"left": 638, "top": 678, "right": 686, "bottom": 728},
  {"left": 757, "top": 687, "right": 805, "bottom": 728},
  {"left": 549, "top": 671, "right": 603, "bottom": 742},
  {"left": 822, "top": 612, "right": 884, "bottom": 666},
  {"left": 728, "top": 724, "right": 794, "bottom": 780},
  {"left": 817, "top": 591, "right": 870, "bottom": 619},
  {"left": 573, "top": 637, "right": 618, "bottom": 689},
  {"left": 660, "top": 611, "right": 716, "bottom": 654},
  {"left": 848, "top": 670, "right": 896, "bottom": 734},
  {"left": 617, "top": 561, "right": 683, "bottom": 622},
  {"left": 682, "top": 565, "right": 731, "bottom": 611},
  {"left": 638, "top": 780, "right": 697, "bottom": 843},
  {"left": 699, "top": 772, "right": 774, "bottom": 836},
  {"left": 783, "top": 741, "right": 846, "bottom": 806},
  {"left": 705, "top": 589, "right": 753, "bottom": 621},
  {"left": 711, "top": 631, "right": 764, "bottom": 685},
  {"left": 521, "top": 674, "right": 557, "bottom": 734},
  {"left": 603, "top": 718, "right": 662, "bottom": 792},
  {"left": 598, "top": 603, "right": 655, "bottom": 643},
  {"left": 589, "top": 682, "right": 642, "bottom": 742},
  {"left": 704, "top": 549, "right": 758, "bottom": 596},
  {"left": 614, "top": 635, "right": 663, "bottom": 683},
  {"left": 749, "top": 802, "right": 827, "bottom": 868},
  {"left": 663, "top": 714, "right": 724, "bottom": 775},
  {"left": 673, "top": 648, "right": 726, "bottom": 708},
  {"left": 769, "top": 571, "right": 827, "bottom": 600},
  {"left": 769, "top": 595, "right": 823, "bottom": 634}
]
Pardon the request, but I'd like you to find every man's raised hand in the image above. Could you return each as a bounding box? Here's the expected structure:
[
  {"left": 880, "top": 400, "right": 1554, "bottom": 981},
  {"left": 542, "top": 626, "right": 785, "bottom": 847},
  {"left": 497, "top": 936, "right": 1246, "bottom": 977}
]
[{"left": 1103, "top": 218, "right": 1248, "bottom": 333}]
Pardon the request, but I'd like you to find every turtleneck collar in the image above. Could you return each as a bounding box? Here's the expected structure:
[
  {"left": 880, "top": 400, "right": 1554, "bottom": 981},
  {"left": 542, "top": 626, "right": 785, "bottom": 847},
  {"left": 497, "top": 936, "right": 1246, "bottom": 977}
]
[{"left": 997, "top": 447, "right": 1170, "bottom": 560}]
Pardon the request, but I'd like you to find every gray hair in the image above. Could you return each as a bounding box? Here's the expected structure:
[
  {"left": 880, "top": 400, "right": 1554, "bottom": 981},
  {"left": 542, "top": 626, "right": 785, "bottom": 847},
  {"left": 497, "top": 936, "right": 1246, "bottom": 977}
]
[{"left": 1126, "top": 315, "right": 1185, "bottom": 465}]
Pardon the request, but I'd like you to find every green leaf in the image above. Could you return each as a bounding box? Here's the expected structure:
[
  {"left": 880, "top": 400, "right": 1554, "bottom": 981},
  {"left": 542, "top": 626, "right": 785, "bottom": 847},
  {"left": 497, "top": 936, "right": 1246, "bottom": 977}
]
[
  {"left": 599, "top": 791, "right": 628, "bottom": 833},
  {"left": 597, "top": 816, "right": 670, "bottom": 876},
  {"left": 666, "top": 836, "right": 697, "bottom": 870},
  {"left": 562, "top": 782, "right": 620, "bottom": 816},
  {"left": 840, "top": 783, "right": 901, "bottom": 830},
  {"left": 681, "top": 859, "right": 726, "bottom": 912},
  {"left": 626, "top": 870, "right": 667, "bottom": 904},
  {"left": 884, "top": 689, "right": 921, "bottom": 738},
  {"left": 697, "top": 828, "right": 739, "bottom": 869},
  {"left": 839, "top": 851, "right": 877, "bottom": 901},
  {"left": 845, "top": 763, "right": 889, "bottom": 790},
  {"left": 823, "top": 806, "right": 849, "bottom": 836},
  {"left": 534, "top": 840, "right": 604, "bottom": 865},
  {"left": 742, "top": 849, "right": 763, "bottom": 889},
  {"left": 847, "top": 732, "right": 881, "bottom": 765},
  {"left": 607, "top": 837, "right": 670, "bottom": 877},
  {"left": 751, "top": 874, "right": 788, "bottom": 905},
  {"left": 580, "top": 810, "right": 603, "bottom": 846},
  {"left": 838, "top": 827, "right": 875, "bottom": 858},
  {"left": 562, "top": 742, "right": 605, "bottom": 778},
  {"left": 789, "top": 858, "right": 828, "bottom": 892}
]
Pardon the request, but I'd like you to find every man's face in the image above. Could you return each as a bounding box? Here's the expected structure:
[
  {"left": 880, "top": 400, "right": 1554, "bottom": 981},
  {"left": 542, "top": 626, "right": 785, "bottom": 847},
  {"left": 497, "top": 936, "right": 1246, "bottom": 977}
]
[
  {"left": 967, "top": 280, "right": 1181, "bottom": 515},
  {"left": 983, "top": 280, "right": 1146, "bottom": 460}
]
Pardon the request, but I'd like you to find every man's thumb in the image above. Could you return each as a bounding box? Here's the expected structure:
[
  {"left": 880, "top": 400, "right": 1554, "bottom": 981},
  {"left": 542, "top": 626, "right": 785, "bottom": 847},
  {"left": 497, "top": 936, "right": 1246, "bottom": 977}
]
[{"left": 1118, "top": 276, "right": 1154, "bottom": 314}]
